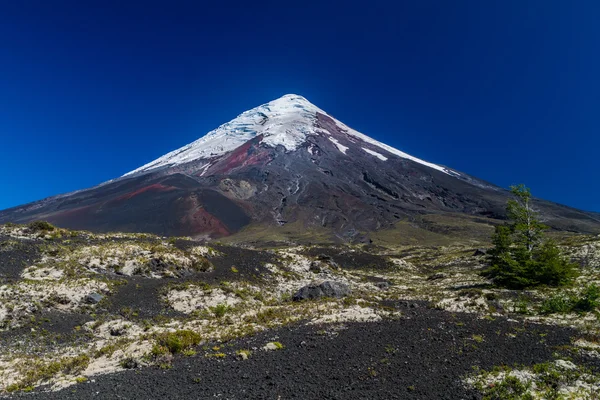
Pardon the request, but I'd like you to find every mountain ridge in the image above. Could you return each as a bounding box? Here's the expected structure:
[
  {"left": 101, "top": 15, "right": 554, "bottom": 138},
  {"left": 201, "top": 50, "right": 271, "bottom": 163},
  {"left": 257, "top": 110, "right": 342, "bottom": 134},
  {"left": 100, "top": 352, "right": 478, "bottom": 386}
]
[{"left": 1, "top": 94, "right": 599, "bottom": 242}]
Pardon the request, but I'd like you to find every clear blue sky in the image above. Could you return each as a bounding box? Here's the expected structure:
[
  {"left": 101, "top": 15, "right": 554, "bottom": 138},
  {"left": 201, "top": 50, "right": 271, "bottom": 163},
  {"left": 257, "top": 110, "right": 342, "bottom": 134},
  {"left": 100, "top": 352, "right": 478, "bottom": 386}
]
[{"left": 1, "top": 1, "right": 599, "bottom": 212}]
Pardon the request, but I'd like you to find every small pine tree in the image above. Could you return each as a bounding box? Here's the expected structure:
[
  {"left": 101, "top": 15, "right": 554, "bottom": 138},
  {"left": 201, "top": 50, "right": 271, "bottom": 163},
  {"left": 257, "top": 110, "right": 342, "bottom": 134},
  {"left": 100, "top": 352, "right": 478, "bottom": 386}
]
[{"left": 483, "top": 185, "right": 577, "bottom": 289}]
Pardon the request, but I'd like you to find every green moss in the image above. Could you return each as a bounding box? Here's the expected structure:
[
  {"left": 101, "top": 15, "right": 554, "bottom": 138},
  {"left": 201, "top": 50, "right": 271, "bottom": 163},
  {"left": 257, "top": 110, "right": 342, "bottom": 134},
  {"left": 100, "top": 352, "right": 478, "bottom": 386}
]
[
  {"left": 471, "top": 334, "right": 484, "bottom": 343},
  {"left": 272, "top": 341, "right": 284, "bottom": 350},
  {"left": 206, "top": 352, "right": 226, "bottom": 359}
]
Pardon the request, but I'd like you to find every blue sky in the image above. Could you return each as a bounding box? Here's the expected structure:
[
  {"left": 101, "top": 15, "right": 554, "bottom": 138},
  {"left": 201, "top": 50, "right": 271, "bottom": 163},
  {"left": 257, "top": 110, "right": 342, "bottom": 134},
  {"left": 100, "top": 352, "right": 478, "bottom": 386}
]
[{"left": 1, "top": 0, "right": 599, "bottom": 212}]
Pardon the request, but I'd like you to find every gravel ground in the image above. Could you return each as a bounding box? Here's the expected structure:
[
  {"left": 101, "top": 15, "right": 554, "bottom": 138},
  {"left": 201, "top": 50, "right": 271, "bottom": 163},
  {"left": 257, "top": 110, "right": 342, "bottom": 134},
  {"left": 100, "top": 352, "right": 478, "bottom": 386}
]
[
  {"left": 303, "top": 247, "right": 394, "bottom": 270},
  {"left": 0, "top": 236, "right": 42, "bottom": 282},
  {"left": 16, "top": 302, "right": 584, "bottom": 400}
]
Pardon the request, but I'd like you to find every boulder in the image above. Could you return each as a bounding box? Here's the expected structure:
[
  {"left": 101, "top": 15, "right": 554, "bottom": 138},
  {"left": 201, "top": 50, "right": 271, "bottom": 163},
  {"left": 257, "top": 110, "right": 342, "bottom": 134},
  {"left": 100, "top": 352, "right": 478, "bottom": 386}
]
[
  {"left": 293, "top": 281, "right": 350, "bottom": 301},
  {"left": 85, "top": 292, "right": 104, "bottom": 304},
  {"left": 374, "top": 281, "right": 391, "bottom": 290}
]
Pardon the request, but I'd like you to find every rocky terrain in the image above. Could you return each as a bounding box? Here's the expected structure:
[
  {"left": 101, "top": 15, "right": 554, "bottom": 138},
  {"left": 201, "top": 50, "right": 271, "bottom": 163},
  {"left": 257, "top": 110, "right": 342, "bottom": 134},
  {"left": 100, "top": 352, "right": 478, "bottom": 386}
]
[{"left": 1, "top": 222, "right": 600, "bottom": 399}]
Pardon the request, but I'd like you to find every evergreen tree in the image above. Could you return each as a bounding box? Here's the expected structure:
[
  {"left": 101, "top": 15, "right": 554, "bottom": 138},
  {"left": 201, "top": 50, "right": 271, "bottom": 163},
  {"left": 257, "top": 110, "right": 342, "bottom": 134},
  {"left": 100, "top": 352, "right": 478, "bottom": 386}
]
[{"left": 483, "top": 185, "right": 577, "bottom": 289}]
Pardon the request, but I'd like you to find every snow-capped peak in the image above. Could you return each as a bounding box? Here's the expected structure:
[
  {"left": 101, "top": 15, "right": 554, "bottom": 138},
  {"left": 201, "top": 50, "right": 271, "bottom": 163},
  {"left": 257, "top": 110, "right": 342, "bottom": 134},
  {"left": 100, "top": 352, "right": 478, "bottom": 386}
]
[
  {"left": 123, "top": 94, "right": 323, "bottom": 176},
  {"left": 123, "top": 94, "right": 455, "bottom": 177}
]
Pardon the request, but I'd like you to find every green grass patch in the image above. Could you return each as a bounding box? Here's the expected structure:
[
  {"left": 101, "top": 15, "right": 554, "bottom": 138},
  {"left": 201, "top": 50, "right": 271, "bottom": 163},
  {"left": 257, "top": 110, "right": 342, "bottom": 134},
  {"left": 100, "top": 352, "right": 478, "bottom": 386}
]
[{"left": 155, "top": 330, "right": 202, "bottom": 355}]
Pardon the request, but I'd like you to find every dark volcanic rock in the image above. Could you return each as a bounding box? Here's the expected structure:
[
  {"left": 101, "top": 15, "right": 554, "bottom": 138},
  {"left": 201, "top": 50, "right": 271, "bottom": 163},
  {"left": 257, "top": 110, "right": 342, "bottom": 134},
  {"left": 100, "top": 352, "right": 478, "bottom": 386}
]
[
  {"left": 427, "top": 273, "right": 447, "bottom": 281},
  {"left": 84, "top": 293, "right": 103, "bottom": 304},
  {"left": 473, "top": 248, "right": 488, "bottom": 256},
  {"left": 293, "top": 281, "right": 351, "bottom": 301},
  {"left": 374, "top": 281, "right": 391, "bottom": 290}
]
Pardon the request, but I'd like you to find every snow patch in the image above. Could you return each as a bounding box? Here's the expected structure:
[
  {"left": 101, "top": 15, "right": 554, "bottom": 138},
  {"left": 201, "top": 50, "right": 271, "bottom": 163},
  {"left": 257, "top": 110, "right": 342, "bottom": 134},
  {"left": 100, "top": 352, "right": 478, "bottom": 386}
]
[
  {"left": 333, "top": 118, "right": 455, "bottom": 175},
  {"left": 362, "top": 147, "right": 388, "bottom": 161},
  {"left": 328, "top": 137, "right": 349, "bottom": 154}
]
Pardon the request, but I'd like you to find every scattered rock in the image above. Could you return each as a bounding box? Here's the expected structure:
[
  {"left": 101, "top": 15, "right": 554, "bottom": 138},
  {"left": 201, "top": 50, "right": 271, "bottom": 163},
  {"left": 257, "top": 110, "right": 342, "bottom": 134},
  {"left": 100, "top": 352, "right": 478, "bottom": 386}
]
[
  {"left": 398, "top": 301, "right": 420, "bottom": 309},
  {"left": 427, "top": 273, "right": 446, "bottom": 281},
  {"left": 263, "top": 342, "right": 283, "bottom": 351},
  {"left": 292, "top": 281, "right": 351, "bottom": 301},
  {"left": 85, "top": 292, "right": 104, "bottom": 304},
  {"left": 309, "top": 261, "right": 323, "bottom": 273},
  {"left": 110, "top": 326, "right": 127, "bottom": 337},
  {"left": 316, "top": 254, "right": 332, "bottom": 261},
  {"left": 374, "top": 281, "right": 391, "bottom": 290},
  {"left": 120, "top": 357, "right": 139, "bottom": 369}
]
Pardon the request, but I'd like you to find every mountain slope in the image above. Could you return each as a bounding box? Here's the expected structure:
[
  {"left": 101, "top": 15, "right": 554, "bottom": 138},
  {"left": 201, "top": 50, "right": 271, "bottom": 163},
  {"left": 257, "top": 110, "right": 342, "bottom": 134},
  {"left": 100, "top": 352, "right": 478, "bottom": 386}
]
[{"left": 1, "top": 94, "right": 599, "bottom": 242}]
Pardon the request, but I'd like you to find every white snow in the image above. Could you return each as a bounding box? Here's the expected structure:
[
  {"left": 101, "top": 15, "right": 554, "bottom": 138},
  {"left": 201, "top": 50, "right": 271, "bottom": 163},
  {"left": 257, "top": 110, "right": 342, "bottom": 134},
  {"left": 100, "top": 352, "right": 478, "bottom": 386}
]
[
  {"left": 362, "top": 147, "right": 387, "bottom": 161},
  {"left": 123, "top": 94, "right": 456, "bottom": 177},
  {"left": 333, "top": 118, "right": 454, "bottom": 175},
  {"left": 328, "top": 137, "right": 349, "bottom": 154},
  {"left": 124, "top": 95, "right": 325, "bottom": 176}
]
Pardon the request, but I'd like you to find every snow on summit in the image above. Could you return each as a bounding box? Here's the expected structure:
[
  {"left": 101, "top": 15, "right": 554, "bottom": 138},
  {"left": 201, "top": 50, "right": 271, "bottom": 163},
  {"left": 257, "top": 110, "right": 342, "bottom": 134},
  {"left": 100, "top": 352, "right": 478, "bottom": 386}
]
[
  {"left": 124, "top": 94, "right": 453, "bottom": 177},
  {"left": 123, "top": 95, "right": 322, "bottom": 176}
]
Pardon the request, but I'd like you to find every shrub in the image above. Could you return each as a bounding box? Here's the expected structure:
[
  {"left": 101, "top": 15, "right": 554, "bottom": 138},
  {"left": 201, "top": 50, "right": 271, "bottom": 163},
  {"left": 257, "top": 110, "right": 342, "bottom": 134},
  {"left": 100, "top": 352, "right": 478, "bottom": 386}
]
[
  {"left": 210, "top": 303, "right": 230, "bottom": 318},
  {"left": 120, "top": 357, "right": 139, "bottom": 369},
  {"left": 156, "top": 330, "right": 202, "bottom": 354},
  {"left": 540, "top": 294, "right": 572, "bottom": 314},
  {"left": 539, "top": 284, "right": 600, "bottom": 314},
  {"left": 573, "top": 284, "right": 600, "bottom": 312},
  {"left": 481, "top": 375, "right": 532, "bottom": 400},
  {"left": 191, "top": 257, "right": 213, "bottom": 272},
  {"left": 27, "top": 220, "right": 56, "bottom": 232}
]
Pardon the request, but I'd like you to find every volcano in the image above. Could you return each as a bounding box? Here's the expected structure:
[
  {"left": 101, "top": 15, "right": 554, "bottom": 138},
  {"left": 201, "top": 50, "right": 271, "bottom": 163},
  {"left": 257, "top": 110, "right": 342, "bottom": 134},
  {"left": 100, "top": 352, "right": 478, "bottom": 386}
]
[{"left": 1, "top": 94, "right": 599, "bottom": 242}]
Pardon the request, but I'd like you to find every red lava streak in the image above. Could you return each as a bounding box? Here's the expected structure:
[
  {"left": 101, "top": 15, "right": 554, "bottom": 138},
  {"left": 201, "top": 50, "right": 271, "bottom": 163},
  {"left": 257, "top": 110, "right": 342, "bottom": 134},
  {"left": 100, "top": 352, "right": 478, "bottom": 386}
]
[
  {"left": 204, "top": 135, "right": 272, "bottom": 176},
  {"left": 115, "top": 184, "right": 175, "bottom": 201}
]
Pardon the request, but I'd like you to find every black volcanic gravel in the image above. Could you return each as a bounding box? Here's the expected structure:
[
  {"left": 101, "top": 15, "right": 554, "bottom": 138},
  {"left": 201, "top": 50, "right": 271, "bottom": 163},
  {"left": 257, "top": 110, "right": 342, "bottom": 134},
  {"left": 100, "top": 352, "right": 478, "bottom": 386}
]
[
  {"left": 19, "top": 303, "right": 582, "bottom": 400},
  {"left": 98, "top": 244, "right": 280, "bottom": 320},
  {"left": 104, "top": 277, "right": 182, "bottom": 320},
  {"left": 304, "top": 247, "right": 394, "bottom": 270},
  {"left": 203, "top": 244, "right": 278, "bottom": 283},
  {"left": 0, "top": 235, "right": 42, "bottom": 282}
]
